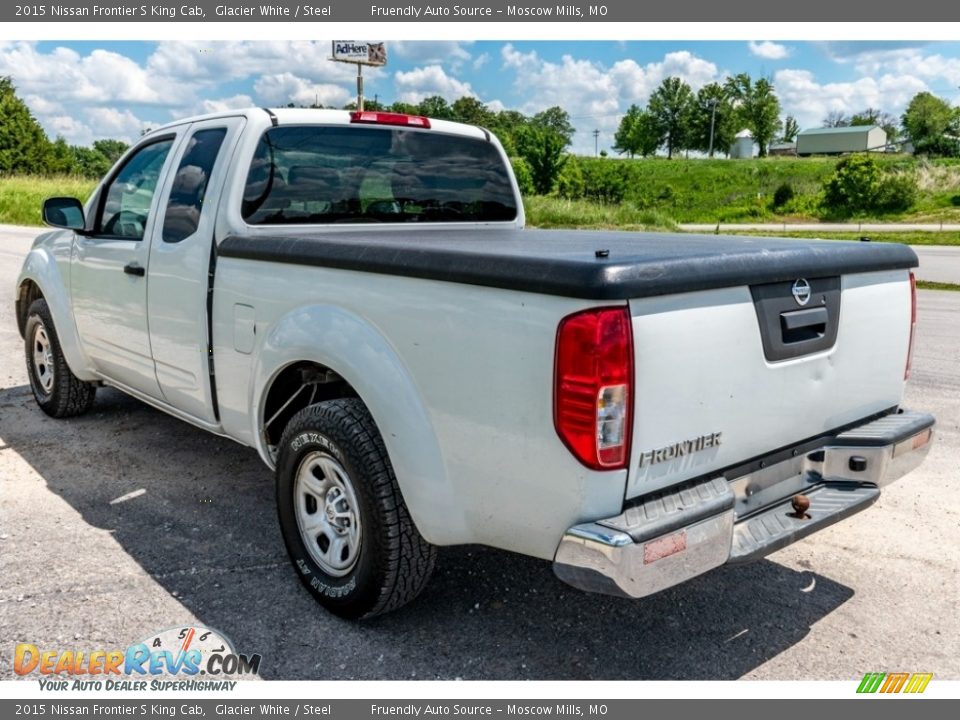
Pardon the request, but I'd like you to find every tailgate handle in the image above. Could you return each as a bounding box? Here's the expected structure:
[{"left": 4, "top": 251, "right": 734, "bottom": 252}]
[{"left": 780, "top": 306, "right": 828, "bottom": 343}]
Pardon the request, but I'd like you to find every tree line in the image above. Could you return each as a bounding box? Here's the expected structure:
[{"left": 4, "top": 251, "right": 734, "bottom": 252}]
[
  {"left": 0, "top": 77, "right": 129, "bottom": 177},
  {"left": 612, "top": 74, "right": 960, "bottom": 161},
  {"left": 4, "top": 68, "right": 960, "bottom": 192}
]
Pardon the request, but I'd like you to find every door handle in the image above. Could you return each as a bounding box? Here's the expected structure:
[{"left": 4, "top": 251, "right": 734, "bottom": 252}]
[{"left": 123, "top": 263, "right": 145, "bottom": 277}]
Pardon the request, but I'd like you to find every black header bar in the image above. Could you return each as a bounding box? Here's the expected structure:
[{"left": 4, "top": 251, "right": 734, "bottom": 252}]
[{"left": 2, "top": 1, "right": 953, "bottom": 22}]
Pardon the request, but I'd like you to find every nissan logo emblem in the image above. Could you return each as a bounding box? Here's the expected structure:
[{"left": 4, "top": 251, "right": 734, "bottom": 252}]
[{"left": 792, "top": 278, "right": 812, "bottom": 306}]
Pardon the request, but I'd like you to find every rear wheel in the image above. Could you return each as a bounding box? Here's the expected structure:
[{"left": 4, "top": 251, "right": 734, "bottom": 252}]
[
  {"left": 275, "top": 399, "right": 436, "bottom": 619},
  {"left": 24, "top": 298, "right": 96, "bottom": 418}
]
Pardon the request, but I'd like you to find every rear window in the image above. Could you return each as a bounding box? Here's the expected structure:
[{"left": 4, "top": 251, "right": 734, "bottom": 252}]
[{"left": 241, "top": 125, "right": 518, "bottom": 225}]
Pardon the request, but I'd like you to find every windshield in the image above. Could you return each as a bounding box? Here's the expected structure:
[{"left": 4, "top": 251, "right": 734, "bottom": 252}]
[{"left": 241, "top": 125, "right": 518, "bottom": 225}]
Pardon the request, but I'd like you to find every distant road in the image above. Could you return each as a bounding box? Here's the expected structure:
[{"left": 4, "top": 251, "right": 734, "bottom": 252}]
[
  {"left": 3, "top": 223, "right": 958, "bottom": 285},
  {"left": 680, "top": 222, "right": 960, "bottom": 233}
]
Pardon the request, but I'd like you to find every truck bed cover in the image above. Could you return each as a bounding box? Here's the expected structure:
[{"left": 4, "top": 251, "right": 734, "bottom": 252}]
[{"left": 218, "top": 229, "right": 917, "bottom": 300}]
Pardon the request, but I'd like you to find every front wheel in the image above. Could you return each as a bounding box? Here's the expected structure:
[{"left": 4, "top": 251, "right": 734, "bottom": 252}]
[
  {"left": 275, "top": 399, "right": 436, "bottom": 619},
  {"left": 23, "top": 298, "right": 96, "bottom": 418}
]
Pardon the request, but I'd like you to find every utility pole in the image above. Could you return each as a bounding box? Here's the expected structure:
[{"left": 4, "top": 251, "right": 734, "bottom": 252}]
[
  {"left": 707, "top": 99, "right": 719, "bottom": 158},
  {"left": 593, "top": 129, "right": 600, "bottom": 157}
]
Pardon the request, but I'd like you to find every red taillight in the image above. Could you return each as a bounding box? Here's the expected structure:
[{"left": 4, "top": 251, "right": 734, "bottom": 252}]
[
  {"left": 349, "top": 111, "right": 431, "bottom": 129},
  {"left": 554, "top": 307, "right": 634, "bottom": 470},
  {"left": 905, "top": 271, "right": 917, "bottom": 380}
]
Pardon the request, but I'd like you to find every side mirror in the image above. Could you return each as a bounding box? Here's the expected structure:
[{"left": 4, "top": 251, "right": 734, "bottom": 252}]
[{"left": 42, "top": 197, "right": 86, "bottom": 231}]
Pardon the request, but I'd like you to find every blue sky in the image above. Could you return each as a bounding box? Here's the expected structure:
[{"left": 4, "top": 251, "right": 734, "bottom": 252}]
[{"left": 2, "top": 40, "right": 960, "bottom": 155}]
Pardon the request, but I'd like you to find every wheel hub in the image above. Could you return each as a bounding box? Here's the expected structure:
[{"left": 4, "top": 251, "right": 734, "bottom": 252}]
[
  {"left": 32, "top": 324, "right": 55, "bottom": 394},
  {"left": 294, "top": 451, "right": 362, "bottom": 577}
]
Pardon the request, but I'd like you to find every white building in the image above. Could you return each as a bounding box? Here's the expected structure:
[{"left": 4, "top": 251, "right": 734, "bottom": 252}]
[{"left": 796, "top": 125, "right": 888, "bottom": 156}]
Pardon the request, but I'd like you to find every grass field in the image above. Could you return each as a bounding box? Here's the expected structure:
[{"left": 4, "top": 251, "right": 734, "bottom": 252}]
[
  {"left": 564, "top": 155, "right": 960, "bottom": 224},
  {"left": 0, "top": 175, "right": 96, "bottom": 227}
]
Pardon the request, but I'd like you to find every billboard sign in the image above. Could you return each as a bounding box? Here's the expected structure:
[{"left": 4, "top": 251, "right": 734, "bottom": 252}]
[{"left": 332, "top": 41, "right": 387, "bottom": 66}]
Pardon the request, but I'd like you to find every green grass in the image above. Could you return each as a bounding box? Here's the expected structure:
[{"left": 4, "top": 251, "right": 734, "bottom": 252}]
[
  {"left": 0, "top": 175, "right": 96, "bottom": 226},
  {"left": 733, "top": 230, "right": 960, "bottom": 246},
  {"left": 563, "top": 155, "right": 960, "bottom": 225},
  {"left": 917, "top": 280, "right": 960, "bottom": 292},
  {"left": 524, "top": 196, "right": 677, "bottom": 231}
]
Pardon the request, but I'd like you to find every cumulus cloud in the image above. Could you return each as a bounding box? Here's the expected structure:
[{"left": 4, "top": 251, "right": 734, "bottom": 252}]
[
  {"left": 774, "top": 68, "right": 928, "bottom": 130},
  {"left": 393, "top": 65, "right": 474, "bottom": 103},
  {"left": 391, "top": 41, "right": 473, "bottom": 66},
  {"left": 748, "top": 41, "right": 790, "bottom": 60},
  {"left": 253, "top": 73, "right": 351, "bottom": 108},
  {"left": 193, "top": 94, "right": 256, "bottom": 115},
  {"left": 499, "top": 44, "right": 720, "bottom": 154}
]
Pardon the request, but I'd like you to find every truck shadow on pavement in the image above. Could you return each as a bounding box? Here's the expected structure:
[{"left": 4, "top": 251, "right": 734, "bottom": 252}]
[{"left": 1, "top": 386, "right": 854, "bottom": 680}]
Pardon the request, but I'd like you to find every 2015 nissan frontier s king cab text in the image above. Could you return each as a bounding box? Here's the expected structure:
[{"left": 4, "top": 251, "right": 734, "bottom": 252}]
[{"left": 16, "top": 108, "right": 935, "bottom": 619}]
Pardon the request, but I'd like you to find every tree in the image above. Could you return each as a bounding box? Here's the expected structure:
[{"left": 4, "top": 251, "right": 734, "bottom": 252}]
[
  {"left": 822, "top": 110, "right": 851, "bottom": 127},
  {"left": 488, "top": 109, "right": 530, "bottom": 156},
  {"left": 781, "top": 116, "right": 800, "bottom": 143},
  {"left": 0, "top": 76, "right": 53, "bottom": 174},
  {"left": 451, "top": 96, "right": 494, "bottom": 127},
  {"left": 531, "top": 106, "right": 575, "bottom": 144},
  {"left": 515, "top": 125, "right": 568, "bottom": 194},
  {"left": 388, "top": 101, "right": 419, "bottom": 115},
  {"left": 725, "top": 74, "right": 782, "bottom": 157},
  {"left": 648, "top": 76, "right": 695, "bottom": 159},
  {"left": 850, "top": 108, "right": 898, "bottom": 144},
  {"left": 902, "top": 92, "right": 960, "bottom": 156},
  {"left": 416, "top": 96, "right": 454, "bottom": 120},
  {"left": 689, "top": 83, "right": 736, "bottom": 156},
  {"left": 613, "top": 105, "right": 660, "bottom": 158},
  {"left": 92, "top": 139, "right": 128, "bottom": 165}
]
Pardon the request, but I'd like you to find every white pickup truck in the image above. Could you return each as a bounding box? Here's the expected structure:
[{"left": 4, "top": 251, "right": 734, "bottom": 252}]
[{"left": 16, "top": 108, "right": 935, "bottom": 619}]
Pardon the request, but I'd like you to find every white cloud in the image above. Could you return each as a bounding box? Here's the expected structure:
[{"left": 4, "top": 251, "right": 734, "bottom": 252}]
[
  {"left": 774, "top": 68, "right": 928, "bottom": 130},
  {"left": 253, "top": 73, "right": 351, "bottom": 108},
  {"left": 194, "top": 94, "right": 256, "bottom": 115},
  {"left": 472, "top": 53, "right": 490, "bottom": 70},
  {"left": 499, "top": 45, "right": 720, "bottom": 154},
  {"left": 748, "top": 41, "right": 790, "bottom": 60},
  {"left": 0, "top": 43, "right": 180, "bottom": 107},
  {"left": 391, "top": 41, "right": 472, "bottom": 66},
  {"left": 83, "top": 107, "right": 150, "bottom": 139},
  {"left": 393, "top": 65, "right": 474, "bottom": 104}
]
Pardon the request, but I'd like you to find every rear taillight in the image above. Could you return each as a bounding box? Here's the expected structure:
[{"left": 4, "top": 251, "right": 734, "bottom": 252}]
[
  {"left": 554, "top": 307, "right": 633, "bottom": 470},
  {"left": 349, "top": 111, "right": 431, "bottom": 128},
  {"left": 905, "top": 271, "right": 917, "bottom": 380}
]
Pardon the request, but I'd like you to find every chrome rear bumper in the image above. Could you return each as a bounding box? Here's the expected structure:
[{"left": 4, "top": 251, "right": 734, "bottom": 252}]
[{"left": 554, "top": 409, "right": 935, "bottom": 599}]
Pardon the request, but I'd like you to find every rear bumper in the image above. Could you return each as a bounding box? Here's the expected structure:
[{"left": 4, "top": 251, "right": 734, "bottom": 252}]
[{"left": 553, "top": 409, "right": 935, "bottom": 599}]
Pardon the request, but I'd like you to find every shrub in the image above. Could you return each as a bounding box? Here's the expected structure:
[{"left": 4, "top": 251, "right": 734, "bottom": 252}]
[
  {"left": 510, "top": 156, "right": 535, "bottom": 196},
  {"left": 772, "top": 182, "right": 795, "bottom": 208},
  {"left": 823, "top": 155, "right": 882, "bottom": 211},
  {"left": 875, "top": 173, "right": 918, "bottom": 211},
  {"left": 822, "top": 154, "right": 917, "bottom": 215},
  {"left": 556, "top": 157, "right": 585, "bottom": 199}
]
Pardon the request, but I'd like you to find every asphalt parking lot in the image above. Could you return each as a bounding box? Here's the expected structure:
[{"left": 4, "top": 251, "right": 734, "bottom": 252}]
[{"left": 1, "top": 225, "right": 958, "bottom": 681}]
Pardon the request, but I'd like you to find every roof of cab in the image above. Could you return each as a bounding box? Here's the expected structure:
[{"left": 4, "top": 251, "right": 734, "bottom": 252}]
[{"left": 144, "top": 107, "right": 488, "bottom": 141}]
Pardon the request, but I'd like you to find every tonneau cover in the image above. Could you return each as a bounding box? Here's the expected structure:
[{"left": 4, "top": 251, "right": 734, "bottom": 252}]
[{"left": 218, "top": 228, "right": 917, "bottom": 300}]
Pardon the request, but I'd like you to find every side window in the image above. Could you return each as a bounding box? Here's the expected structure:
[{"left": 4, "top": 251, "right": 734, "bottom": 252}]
[
  {"left": 97, "top": 138, "right": 174, "bottom": 240},
  {"left": 162, "top": 128, "right": 228, "bottom": 243}
]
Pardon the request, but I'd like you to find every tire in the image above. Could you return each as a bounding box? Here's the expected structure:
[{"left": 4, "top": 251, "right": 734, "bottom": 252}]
[
  {"left": 23, "top": 298, "right": 96, "bottom": 418},
  {"left": 275, "top": 398, "right": 437, "bottom": 619}
]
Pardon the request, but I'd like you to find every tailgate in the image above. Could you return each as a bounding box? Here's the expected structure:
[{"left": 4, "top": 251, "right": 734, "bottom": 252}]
[{"left": 625, "top": 268, "right": 913, "bottom": 499}]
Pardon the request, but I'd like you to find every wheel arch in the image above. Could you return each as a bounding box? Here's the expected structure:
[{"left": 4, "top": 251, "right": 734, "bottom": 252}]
[
  {"left": 250, "top": 304, "right": 463, "bottom": 546},
  {"left": 16, "top": 250, "right": 96, "bottom": 381}
]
